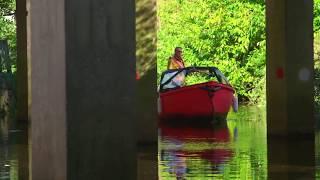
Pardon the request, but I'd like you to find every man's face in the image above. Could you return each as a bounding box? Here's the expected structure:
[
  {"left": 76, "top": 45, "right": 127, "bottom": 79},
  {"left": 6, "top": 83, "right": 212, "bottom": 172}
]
[{"left": 175, "top": 49, "right": 182, "bottom": 57}]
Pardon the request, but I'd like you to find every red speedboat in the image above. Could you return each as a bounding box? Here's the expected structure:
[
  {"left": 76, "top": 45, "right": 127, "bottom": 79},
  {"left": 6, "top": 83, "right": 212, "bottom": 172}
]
[{"left": 158, "top": 67, "right": 237, "bottom": 121}]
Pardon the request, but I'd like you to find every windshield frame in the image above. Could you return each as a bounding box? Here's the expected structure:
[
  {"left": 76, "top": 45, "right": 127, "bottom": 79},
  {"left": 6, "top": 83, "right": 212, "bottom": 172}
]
[{"left": 159, "top": 67, "right": 230, "bottom": 92}]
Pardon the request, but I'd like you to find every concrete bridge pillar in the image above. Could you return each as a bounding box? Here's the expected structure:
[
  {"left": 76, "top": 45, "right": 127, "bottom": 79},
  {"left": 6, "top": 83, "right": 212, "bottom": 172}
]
[
  {"left": 16, "top": 0, "right": 29, "bottom": 121},
  {"left": 30, "top": 0, "right": 136, "bottom": 179},
  {"left": 266, "top": 0, "right": 315, "bottom": 178},
  {"left": 136, "top": 0, "right": 158, "bottom": 143}
]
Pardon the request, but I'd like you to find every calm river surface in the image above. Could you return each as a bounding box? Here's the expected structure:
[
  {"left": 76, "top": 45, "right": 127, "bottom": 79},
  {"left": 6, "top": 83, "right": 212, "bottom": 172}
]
[
  {"left": 0, "top": 115, "right": 28, "bottom": 180},
  {"left": 158, "top": 106, "right": 320, "bottom": 179},
  {"left": 1, "top": 105, "right": 320, "bottom": 179}
]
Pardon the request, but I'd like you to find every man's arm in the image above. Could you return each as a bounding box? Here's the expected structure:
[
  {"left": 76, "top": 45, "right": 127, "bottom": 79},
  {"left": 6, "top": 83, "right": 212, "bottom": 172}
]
[{"left": 167, "top": 57, "right": 171, "bottom": 69}]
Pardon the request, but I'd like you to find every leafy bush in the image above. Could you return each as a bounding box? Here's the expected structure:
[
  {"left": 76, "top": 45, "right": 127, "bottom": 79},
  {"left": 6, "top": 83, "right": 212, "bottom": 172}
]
[
  {"left": 315, "top": 0, "right": 320, "bottom": 32},
  {"left": 315, "top": 0, "right": 320, "bottom": 112},
  {"left": 158, "top": 0, "right": 320, "bottom": 105},
  {"left": 0, "top": 0, "right": 16, "bottom": 72},
  {"left": 158, "top": 0, "right": 265, "bottom": 104},
  {"left": 315, "top": 32, "right": 320, "bottom": 111}
]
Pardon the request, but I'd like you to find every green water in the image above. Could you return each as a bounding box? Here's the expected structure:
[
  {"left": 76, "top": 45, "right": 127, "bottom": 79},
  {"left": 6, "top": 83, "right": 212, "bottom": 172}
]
[
  {"left": 0, "top": 116, "right": 28, "bottom": 180},
  {"left": 158, "top": 105, "right": 268, "bottom": 179},
  {"left": 2, "top": 105, "right": 320, "bottom": 179}
]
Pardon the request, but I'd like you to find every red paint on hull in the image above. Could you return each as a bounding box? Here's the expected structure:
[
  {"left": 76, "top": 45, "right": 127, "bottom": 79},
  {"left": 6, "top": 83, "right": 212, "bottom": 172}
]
[{"left": 159, "top": 81, "right": 234, "bottom": 120}]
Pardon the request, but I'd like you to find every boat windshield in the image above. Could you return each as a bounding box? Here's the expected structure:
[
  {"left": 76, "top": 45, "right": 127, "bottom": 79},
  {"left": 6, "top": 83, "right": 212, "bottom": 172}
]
[
  {"left": 160, "top": 67, "right": 230, "bottom": 91},
  {"left": 160, "top": 70, "right": 187, "bottom": 90},
  {"left": 214, "top": 69, "right": 230, "bottom": 85}
]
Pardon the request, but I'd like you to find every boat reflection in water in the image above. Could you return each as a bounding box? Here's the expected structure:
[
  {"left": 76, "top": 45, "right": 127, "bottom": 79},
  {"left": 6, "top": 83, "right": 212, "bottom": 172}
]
[{"left": 158, "top": 119, "right": 235, "bottom": 179}]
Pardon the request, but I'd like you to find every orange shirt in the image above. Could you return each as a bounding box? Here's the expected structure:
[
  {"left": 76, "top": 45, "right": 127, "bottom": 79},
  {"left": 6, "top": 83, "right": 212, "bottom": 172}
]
[{"left": 167, "top": 56, "right": 185, "bottom": 69}]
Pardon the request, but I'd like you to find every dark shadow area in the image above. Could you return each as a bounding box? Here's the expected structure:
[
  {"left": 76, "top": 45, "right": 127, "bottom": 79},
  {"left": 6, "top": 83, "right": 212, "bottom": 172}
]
[
  {"left": 0, "top": 39, "right": 16, "bottom": 119},
  {"left": 268, "top": 133, "right": 315, "bottom": 179},
  {"left": 137, "top": 142, "right": 158, "bottom": 180},
  {"left": 0, "top": 73, "right": 15, "bottom": 119}
]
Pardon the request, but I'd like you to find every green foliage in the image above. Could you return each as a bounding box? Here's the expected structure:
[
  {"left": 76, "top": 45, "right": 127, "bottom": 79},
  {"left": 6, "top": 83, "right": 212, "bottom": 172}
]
[
  {"left": 0, "top": 0, "right": 16, "bottom": 116},
  {"left": 158, "top": 0, "right": 266, "bottom": 104},
  {"left": 315, "top": 0, "right": 320, "bottom": 32},
  {"left": 184, "top": 71, "right": 218, "bottom": 86},
  {"left": 315, "top": 0, "right": 320, "bottom": 112},
  {"left": 315, "top": 32, "right": 320, "bottom": 112},
  {"left": 0, "top": 0, "right": 16, "bottom": 72},
  {"left": 0, "top": 0, "right": 15, "bottom": 15},
  {"left": 158, "top": 0, "right": 320, "bottom": 105}
]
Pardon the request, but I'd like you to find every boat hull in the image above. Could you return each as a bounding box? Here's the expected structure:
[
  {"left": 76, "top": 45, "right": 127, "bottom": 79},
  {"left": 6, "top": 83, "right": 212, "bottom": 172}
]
[{"left": 158, "top": 81, "right": 234, "bottom": 121}]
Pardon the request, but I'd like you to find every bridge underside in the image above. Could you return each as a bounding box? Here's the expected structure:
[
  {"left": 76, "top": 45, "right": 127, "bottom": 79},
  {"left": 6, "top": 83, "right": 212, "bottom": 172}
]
[{"left": 15, "top": 0, "right": 315, "bottom": 179}]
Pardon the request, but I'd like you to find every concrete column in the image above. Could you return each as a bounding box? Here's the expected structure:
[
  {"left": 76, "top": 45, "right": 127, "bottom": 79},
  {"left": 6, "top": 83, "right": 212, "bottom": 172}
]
[
  {"left": 136, "top": 0, "right": 157, "bottom": 144},
  {"left": 30, "top": 0, "right": 136, "bottom": 179},
  {"left": 16, "top": 0, "right": 29, "bottom": 121},
  {"left": 135, "top": 0, "right": 158, "bottom": 178},
  {"left": 266, "top": 0, "right": 314, "bottom": 178}
]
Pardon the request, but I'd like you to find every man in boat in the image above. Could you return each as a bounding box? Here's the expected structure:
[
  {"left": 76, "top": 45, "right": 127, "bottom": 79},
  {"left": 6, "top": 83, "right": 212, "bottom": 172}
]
[
  {"left": 167, "top": 47, "right": 185, "bottom": 69},
  {"left": 167, "top": 47, "right": 186, "bottom": 87}
]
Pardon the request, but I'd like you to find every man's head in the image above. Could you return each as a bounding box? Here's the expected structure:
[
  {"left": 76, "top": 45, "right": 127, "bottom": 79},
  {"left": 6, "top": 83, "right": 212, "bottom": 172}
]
[{"left": 174, "top": 47, "right": 183, "bottom": 58}]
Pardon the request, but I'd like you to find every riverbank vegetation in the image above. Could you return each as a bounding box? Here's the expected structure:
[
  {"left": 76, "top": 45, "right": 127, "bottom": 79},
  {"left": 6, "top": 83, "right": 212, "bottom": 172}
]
[
  {"left": 0, "top": 0, "right": 16, "bottom": 117},
  {"left": 315, "top": 0, "right": 320, "bottom": 111},
  {"left": 0, "top": 0, "right": 16, "bottom": 70},
  {"left": 158, "top": 0, "right": 320, "bottom": 107},
  {"left": 0, "top": 0, "right": 320, "bottom": 109}
]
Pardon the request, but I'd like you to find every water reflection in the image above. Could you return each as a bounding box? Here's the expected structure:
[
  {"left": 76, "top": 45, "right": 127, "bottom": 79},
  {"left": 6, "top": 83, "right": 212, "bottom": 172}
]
[
  {"left": 158, "top": 106, "right": 268, "bottom": 179},
  {"left": 0, "top": 116, "right": 11, "bottom": 179},
  {"left": 159, "top": 122, "right": 233, "bottom": 179},
  {"left": 0, "top": 116, "right": 28, "bottom": 180},
  {"left": 316, "top": 130, "right": 320, "bottom": 179}
]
